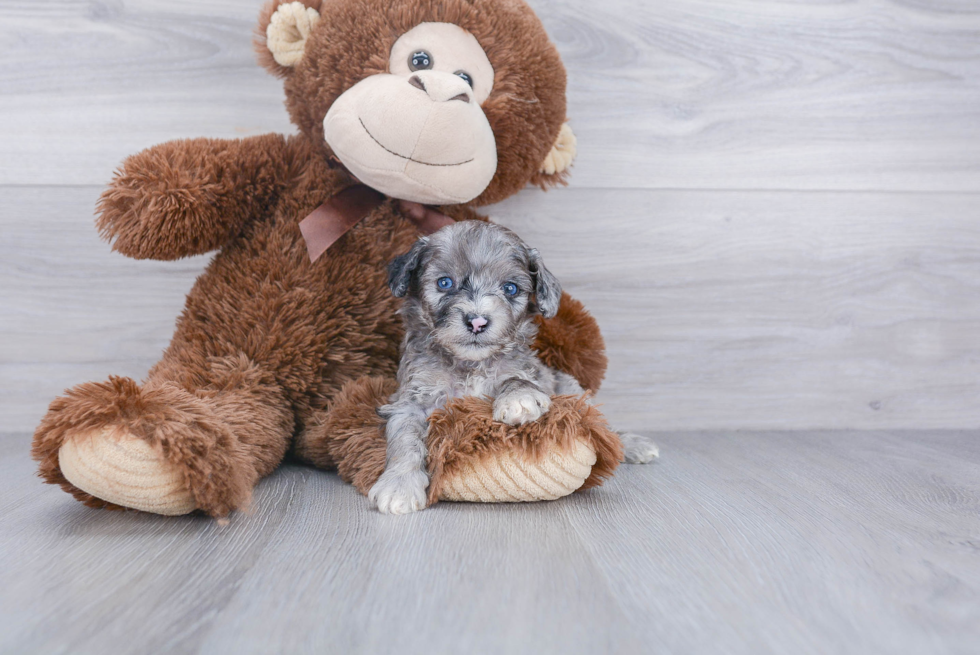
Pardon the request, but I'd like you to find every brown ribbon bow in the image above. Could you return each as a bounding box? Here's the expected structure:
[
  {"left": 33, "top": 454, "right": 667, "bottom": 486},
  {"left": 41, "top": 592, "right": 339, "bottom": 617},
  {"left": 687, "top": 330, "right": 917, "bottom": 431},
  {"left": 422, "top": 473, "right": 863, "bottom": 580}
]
[{"left": 298, "top": 184, "right": 456, "bottom": 263}]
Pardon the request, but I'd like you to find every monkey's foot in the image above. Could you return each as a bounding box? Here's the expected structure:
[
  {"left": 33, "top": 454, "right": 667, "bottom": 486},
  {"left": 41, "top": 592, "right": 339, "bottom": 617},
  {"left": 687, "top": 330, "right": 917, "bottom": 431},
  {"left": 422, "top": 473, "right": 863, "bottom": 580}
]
[
  {"left": 440, "top": 436, "right": 597, "bottom": 502},
  {"left": 59, "top": 428, "right": 197, "bottom": 516}
]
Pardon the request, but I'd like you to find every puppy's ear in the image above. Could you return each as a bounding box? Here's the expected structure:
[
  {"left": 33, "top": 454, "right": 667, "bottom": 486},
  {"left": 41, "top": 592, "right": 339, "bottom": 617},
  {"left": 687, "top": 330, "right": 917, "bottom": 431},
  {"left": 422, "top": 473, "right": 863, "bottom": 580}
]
[
  {"left": 528, "top": 248, "right": 562, "bottom": 319},
  {"left": 388, "top": 238, "right": 429, "bottom": 297}
]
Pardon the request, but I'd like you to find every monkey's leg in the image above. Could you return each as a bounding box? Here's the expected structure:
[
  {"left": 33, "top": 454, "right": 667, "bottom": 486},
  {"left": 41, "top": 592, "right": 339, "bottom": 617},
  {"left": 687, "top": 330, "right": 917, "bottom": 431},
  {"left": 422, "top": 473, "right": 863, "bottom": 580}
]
[{"left": 33, "top": 354, "right": 294, "bottom": 517}]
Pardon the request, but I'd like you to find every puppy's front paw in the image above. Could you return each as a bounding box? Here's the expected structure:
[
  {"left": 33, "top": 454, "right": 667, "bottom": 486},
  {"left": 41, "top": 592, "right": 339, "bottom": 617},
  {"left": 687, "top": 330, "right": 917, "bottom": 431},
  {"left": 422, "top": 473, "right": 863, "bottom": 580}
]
[
  {"left": 618, "top": 432, "right": 660, "bottom": 464},
  {"left": 368, "top": 467, "right": 430, "bottom": 515},
  {"left": 493, "top": 389, "right": 551, "bottom": 426}
]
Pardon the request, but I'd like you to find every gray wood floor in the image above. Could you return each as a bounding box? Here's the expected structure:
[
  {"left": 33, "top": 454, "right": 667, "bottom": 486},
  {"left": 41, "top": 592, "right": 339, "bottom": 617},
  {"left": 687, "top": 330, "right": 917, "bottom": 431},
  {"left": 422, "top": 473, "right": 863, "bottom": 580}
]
[
  {"left": 2, "top": 430, "right": 978, "bottom": 654},
  {"left": 3, "top": 0, "right": 980, "bottom": 653}
]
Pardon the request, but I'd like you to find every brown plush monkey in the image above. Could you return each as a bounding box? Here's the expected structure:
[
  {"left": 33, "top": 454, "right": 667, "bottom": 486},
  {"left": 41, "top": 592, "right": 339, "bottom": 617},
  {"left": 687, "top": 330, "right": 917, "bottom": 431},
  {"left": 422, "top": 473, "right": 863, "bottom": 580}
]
[{"left": 31, "top": 0, "right": 624, "bottom": 517}]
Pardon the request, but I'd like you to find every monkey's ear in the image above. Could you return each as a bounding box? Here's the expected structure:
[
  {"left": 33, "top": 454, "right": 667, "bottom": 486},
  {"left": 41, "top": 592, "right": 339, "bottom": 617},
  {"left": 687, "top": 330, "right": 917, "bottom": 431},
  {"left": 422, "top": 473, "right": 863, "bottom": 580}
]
[
  {"left": 255, "top": 0, "right": 322, "bottom": 77},
  {"left": 532, "top": 122, "right": 577, "bottom": 190},
  {"left": 388, "top": 238, "right": 430, "bottom": 298},
  {"left": 528, "top": 248, "right": 562, "bottom": 319}
]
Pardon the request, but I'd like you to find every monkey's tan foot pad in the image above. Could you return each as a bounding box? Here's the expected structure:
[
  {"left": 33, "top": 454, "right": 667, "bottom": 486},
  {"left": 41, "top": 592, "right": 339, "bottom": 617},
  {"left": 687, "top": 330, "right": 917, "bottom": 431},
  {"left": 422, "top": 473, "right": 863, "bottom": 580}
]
[
  {"left": 59, "top": 429, "right": 197, "bottom": 515},
  {"left": 439, "top": 436, "right": 596, "bottom": 502}
]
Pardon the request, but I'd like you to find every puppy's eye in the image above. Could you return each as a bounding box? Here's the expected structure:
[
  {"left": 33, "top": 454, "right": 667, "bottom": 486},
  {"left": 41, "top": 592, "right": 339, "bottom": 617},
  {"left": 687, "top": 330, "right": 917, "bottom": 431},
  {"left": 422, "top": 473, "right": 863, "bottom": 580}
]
[
  {"left": 437, "top": 276, "right": 454, "bottom": 290},
  {"left": 502, "top": 282, "right": 519, "bottom": 296},
  {"left": 409, "top": 50, "right": 433, "bottom": 71},
  {"left": 455, "top": 71, "right": 474, "bottom": 88}
]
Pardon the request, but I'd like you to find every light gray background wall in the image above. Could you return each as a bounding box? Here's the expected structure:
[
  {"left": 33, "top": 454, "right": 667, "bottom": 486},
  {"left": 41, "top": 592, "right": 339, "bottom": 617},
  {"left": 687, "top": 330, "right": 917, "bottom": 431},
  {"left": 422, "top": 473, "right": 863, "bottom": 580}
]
[{"left": 2, "top": 0, "right": 979, "bottom": 433}]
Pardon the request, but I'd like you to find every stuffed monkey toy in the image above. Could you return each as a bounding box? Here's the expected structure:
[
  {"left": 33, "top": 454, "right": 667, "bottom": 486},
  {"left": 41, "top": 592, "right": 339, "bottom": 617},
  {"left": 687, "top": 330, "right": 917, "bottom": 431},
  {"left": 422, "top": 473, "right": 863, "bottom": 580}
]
[{"left": 32, "top": 0, "right": 638, "bottom": 517}]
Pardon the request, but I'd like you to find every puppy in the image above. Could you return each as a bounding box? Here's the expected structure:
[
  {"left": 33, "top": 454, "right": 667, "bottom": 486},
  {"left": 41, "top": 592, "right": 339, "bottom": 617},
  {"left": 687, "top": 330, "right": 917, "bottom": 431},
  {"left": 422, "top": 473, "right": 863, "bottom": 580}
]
[{"left": 368, "top": 221, "right": 659, "bottom": 514}]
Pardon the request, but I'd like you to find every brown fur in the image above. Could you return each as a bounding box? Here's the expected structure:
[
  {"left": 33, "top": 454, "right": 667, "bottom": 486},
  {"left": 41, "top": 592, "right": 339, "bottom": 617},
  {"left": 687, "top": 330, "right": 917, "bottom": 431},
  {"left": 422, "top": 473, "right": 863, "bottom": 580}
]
[
  {"left": 294, "top": 376, "right": 395, "bottom": 494},
  {"left": 32, "top": 0, "right": 611, "bottom": 516},
  {"left": 533, "top": 293, "right": 608, "bottom": 393},
  {"left": 96, "top": 134, "right": 294, "bottom": 260}
]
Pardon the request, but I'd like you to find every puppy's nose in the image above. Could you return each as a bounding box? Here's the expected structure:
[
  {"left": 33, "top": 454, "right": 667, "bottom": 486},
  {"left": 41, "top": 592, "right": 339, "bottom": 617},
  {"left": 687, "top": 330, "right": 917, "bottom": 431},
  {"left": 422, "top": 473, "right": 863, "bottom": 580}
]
[{"left": 465, "top": 314, "right": 490, "bottom": 334}]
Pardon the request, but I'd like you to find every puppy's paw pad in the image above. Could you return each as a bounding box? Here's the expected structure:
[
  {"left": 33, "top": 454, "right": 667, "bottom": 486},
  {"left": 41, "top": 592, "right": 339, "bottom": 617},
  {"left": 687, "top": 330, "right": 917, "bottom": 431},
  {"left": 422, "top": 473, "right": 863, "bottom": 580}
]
[
  {"left": 368, "top": 469, "right": 430, "bottom": 515},
  {"left": 493, "top": 390, "right": 551, "bottom": 426},
  {"left": 619, "top": 432, "right": 660, "bottom": 464}
]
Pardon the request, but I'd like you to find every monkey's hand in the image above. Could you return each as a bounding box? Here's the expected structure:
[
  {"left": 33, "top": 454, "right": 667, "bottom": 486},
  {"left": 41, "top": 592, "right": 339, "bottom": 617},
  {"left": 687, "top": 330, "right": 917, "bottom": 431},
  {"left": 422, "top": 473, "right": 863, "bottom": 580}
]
[{"left": 96, "top": 134, "right": 292, "bottom": 260}]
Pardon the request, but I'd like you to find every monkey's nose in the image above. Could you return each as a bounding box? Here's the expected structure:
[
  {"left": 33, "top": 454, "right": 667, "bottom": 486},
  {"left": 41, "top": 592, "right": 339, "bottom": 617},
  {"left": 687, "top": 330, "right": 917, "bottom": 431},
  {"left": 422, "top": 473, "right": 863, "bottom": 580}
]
[
  {"left": 464, "top": 314, "right": 490, "bottom": 334},
  {"left": 408, "top": 73, "right": 471, "bottom": 103}
]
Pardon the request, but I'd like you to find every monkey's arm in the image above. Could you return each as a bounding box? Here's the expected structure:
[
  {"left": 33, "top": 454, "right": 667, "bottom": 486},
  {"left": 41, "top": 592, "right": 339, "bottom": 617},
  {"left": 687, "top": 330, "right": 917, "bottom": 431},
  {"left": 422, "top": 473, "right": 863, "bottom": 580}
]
[
  {"left": 533, "top": 292, "right": 608, "bottom": 392},
  {"left": 96, "top": 134, "right": 294, "bottom": 260}
]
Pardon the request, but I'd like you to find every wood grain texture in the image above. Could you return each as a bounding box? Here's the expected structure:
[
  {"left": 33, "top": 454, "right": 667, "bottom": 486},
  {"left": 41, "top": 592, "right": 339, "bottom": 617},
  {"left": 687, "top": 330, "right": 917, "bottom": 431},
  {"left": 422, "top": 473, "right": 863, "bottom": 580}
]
[
  {"left": 490, "top": 188, "right": 980, "bottom": 431},
  {"left": 0, "top": 0, "right": 294, "bottom": 187},
  {"left": 5, "top": 185, "right": 980, "bottom": 432},
  {"left": 1, "top": 0, "right": 978, "bottom": 190},
  {"left": 1, "top": 186, "right": 208, "bottom": 432},
  {"left": 2, "top": 430, "right": 978, "bottom": 654},
  {"left": 543, "top": 0, "right": 980, "bottom": 191}
]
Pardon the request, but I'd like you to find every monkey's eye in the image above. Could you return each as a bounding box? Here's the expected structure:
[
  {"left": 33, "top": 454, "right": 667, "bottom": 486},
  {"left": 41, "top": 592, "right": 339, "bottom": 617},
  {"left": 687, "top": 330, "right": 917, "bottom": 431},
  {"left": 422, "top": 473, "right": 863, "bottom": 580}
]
[
  {"left": 409, "top": 50, "right": 433, "bottom": 71},
  {"left": 437, "top": 276, "right": 454, "bottom": 290},
  {"left": 454, "top": 71, "right": 474, "bottom": 88},
  {"left": 502, "top": 282, "right": 519, "bottom": 296}
]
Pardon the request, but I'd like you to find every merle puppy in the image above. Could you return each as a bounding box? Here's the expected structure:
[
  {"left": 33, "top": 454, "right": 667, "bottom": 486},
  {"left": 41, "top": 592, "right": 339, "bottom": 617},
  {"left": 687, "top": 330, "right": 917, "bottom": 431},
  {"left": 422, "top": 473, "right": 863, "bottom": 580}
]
[{"left": 368, "top": 221, "right": 659, "bottom": 514}]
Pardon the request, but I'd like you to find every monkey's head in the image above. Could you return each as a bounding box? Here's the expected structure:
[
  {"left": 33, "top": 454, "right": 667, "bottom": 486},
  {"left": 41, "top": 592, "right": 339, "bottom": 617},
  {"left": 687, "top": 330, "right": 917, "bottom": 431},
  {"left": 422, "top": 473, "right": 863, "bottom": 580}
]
[{"left": 255, "top": 0, "right": 575, "bottom": 206}]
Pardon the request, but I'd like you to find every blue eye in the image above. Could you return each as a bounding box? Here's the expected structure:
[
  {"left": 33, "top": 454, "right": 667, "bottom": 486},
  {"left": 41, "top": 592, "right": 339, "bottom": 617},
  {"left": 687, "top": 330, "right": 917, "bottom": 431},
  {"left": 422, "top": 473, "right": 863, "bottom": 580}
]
[
  {"left": 437, "top": 277, "right": 454, "bottom": 290},
  {"left": 502, "top": 282, "right": 518, "bottom": 296}
]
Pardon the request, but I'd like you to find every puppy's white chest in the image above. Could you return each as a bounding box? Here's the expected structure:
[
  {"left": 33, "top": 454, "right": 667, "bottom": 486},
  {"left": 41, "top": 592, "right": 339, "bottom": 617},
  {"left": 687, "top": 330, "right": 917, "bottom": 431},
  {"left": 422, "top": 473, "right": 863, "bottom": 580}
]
[{"left": 452, "top": 372, "right": 496, "bottom": 400}]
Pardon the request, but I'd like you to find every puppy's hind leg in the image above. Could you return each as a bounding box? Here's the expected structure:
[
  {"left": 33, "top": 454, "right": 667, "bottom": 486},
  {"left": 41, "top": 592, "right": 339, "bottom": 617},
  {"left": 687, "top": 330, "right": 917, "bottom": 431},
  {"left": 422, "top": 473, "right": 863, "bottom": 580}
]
[
  {"left": 553, "top": 372, "right": 659, "bottom": 463},
  {"left": 552, "top": 371, "right": 660, "bottom": 463},
  {"left": 618, "top": 432, "right": 660, "bottom": 464}
]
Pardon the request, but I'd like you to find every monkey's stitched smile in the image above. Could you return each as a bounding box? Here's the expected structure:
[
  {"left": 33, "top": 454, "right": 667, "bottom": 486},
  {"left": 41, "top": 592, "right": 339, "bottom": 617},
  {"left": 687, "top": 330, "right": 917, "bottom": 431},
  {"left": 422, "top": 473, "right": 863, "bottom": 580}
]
[{"left": 358, "top": 118, "right": 475, "bottom": 167}]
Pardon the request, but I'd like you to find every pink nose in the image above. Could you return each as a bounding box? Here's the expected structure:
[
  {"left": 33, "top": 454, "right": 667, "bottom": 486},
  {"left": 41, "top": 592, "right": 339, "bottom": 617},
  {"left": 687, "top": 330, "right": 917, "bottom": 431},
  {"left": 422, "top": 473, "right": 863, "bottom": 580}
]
[{"left": 467, "top": 315, "right": 489, "bottom": 333}]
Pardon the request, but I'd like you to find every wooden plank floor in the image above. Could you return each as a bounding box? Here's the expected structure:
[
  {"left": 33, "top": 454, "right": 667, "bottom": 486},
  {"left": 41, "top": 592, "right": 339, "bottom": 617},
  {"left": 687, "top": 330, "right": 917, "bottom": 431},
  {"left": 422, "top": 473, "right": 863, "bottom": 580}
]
[{"left": 2, "top": 430, "right": 978, "bottom": 654}]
